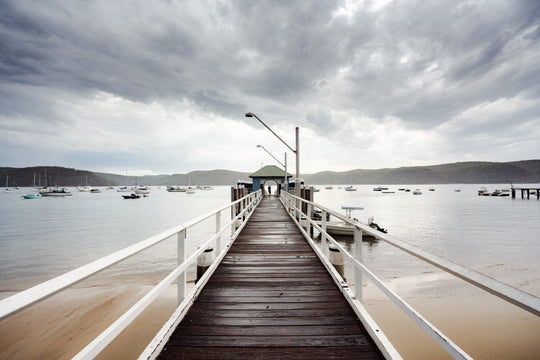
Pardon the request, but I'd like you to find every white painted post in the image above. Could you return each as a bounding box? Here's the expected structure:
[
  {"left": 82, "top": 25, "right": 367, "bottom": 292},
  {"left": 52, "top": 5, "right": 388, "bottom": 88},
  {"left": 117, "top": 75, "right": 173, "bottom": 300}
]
[
  {"left": 354, "top": 225, "right": 363, "bottom": 301},
  {"left": 307, "top": 203, "right": 313, "bottom": 234},
  {"left": 322, "top": 210, "right": 328, "bottom": 256},
  {"left": 177, "top": 229, "right": 186, "bottom": 305},
  {"left": 215, "top": 211, "right": 221, "bottom": 252}
]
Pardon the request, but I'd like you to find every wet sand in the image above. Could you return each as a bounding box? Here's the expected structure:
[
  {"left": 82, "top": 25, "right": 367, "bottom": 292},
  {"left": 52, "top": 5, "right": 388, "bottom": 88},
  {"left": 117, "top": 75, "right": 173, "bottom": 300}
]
[{"left": 0, "top": 276, "right": 538, "bottom": 359}]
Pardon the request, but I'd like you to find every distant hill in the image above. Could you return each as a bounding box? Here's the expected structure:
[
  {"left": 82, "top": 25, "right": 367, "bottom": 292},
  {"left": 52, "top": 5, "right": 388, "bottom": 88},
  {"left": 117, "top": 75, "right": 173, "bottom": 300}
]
[
  {"left": 304, "top": 160, "right": 540, "bottom": 184},
  {"left": 0, "top": 166, "right": 106, "bottom": 187},
  {"left": 95, "top": 169, "right": 250, "bottom": 186},
  {"left": 1, "top": 160, "right": 539, "bottom": 187}
]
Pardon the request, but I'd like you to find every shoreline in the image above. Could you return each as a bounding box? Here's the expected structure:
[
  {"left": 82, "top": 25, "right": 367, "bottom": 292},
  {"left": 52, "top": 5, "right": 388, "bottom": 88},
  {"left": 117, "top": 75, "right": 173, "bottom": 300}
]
[{"left": 1, "top": 275, "right": 538, "bottom": 359}]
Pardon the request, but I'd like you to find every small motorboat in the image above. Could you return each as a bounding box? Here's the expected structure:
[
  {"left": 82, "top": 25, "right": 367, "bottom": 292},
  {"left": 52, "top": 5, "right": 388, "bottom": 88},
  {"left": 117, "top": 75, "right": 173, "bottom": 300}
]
[
  {"left": 122, "top": 193, "right": 141, "bottom": 199},
  {"left": 413, "top": 189, "right": 422, "bottom": 195},
  {"left": 22, "top": 194, "right": 41, "bottom": 199},
  {"left": 344, "top": 186, "right": 357, "bottom": 191}
]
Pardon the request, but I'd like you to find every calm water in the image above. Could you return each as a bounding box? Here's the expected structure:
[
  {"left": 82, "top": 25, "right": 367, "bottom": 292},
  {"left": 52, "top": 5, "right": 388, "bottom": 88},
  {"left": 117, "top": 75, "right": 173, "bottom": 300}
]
[{"left": 1, "top": 184, "right": 539, "bottom": 297}]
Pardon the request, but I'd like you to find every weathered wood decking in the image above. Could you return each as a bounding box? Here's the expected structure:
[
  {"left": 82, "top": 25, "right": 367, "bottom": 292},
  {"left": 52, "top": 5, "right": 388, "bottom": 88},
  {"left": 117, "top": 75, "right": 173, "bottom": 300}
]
[{"left": 158, "top": 196, "right": 384, "bottom": 359}]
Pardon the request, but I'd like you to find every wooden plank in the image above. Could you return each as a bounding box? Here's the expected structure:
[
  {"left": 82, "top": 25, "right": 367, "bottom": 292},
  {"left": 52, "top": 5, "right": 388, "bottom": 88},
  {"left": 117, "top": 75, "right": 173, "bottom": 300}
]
[
  {"left": 168, "top": 334, "right": 372, "bottom": 347},
  {"left": 157, "top": 196, "right": 384, "bottom": 360},
  {"left": 174, "top": 324, "right": 365, "bottom": 336},
  {"left": 159, "top": 346, "right": 383, "bottom": 360}
]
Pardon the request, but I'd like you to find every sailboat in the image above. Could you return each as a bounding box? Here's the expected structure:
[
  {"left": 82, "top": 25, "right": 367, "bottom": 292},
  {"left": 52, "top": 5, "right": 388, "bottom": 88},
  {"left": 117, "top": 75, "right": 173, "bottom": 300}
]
[
  {"left": 117, "top": 171, "right": 132, "bottom": 192},
  {"left": 22, "top": 173, "right": 42, "bottom": 198},
  {"left": 4, "top": 175, "right": 17, "bottom": 193},
  {"left": 186, "top": 171, "right": 196, "bottom": 194}
]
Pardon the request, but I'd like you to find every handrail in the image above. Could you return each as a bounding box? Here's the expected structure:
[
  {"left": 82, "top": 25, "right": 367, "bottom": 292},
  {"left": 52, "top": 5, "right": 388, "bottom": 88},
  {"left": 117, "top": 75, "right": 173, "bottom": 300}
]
[
  {"left": 0, "top": 190, "right": 262, "bottom": 357},
  {"left": 280, "top": 191, "right": 540, "bottom": 359}
]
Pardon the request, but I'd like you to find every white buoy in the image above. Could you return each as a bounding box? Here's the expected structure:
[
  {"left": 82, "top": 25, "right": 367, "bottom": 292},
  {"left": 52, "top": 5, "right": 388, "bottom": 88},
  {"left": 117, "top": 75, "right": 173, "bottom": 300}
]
[{"left": 196, "top": 247, "right": 214, "bottom": 283}]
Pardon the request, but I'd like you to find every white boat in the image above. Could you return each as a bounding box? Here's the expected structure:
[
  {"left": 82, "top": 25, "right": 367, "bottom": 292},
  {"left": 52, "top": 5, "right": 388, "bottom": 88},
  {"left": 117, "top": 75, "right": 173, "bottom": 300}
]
[
  {"left": 134, "top": 186, "right": 151, "bottom": 195},
  {"left": 344, "top": 186, "right": 357, "bottom": 191},
  {"left": 186, "top": 187, "right": 196, "bottom": 194},
  {"left": 77, "top": 186, "right": 91, "bottom": 192},
  {"left": 413, "top": 189, "right": 422, "bottom": 195},
  {"left": 373, "top": 186, "right": 389, "bottom": 191},
  {"left": 116, "top": 186, "right": 131, "bottom": 192},
  {"left": 478, "top": 187, "right": 489, "bottom": 196},
  {"left": 4, "top": 175, "right": 18, "bottom": 192}
]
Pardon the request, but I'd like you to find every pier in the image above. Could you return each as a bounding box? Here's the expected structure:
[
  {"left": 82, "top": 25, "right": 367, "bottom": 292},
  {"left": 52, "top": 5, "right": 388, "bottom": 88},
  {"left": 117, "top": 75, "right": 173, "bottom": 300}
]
[
  {"left": 157, "top": 196, "right": 384, "bottom": 359},
  {"left": 512, "top": 187, "right": 540, "bottom": 199}
]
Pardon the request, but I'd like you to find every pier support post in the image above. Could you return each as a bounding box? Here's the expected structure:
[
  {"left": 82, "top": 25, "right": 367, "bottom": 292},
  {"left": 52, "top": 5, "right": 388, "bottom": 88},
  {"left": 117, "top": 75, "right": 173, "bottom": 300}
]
[{"left": 177, "top": 229, "right": 186, "bottom": 305}]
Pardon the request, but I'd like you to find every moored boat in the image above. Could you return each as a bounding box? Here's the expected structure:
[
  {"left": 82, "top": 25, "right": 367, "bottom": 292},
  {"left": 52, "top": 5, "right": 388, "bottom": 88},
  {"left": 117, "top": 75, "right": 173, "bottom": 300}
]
[
  {"left": 22, "top": 193, "right": 41, "bottom": 199},
  {"left": 40, "top": 187, "right": 72, "bottom": 196},
  {"left": 122, "top": 193, "right": 141, "bottom": 199},
  {"left": 134, "top": 186, "right": 150, "bottom": 195},
  {"left": 167, "top": 186, "right": 187, "bottom": 192}
]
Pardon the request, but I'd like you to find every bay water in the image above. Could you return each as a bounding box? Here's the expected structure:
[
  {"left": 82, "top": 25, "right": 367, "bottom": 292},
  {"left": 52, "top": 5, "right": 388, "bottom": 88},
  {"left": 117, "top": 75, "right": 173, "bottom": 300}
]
[{"left": 1, "top": 184, "right": 538, "bottom": 298}]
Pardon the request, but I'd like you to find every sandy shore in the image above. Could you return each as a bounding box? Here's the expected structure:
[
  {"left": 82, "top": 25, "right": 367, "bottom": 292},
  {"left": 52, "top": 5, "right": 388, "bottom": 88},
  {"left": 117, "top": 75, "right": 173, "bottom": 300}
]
[{"left": 1, "top": 274, "right": 539, "bottom": 359}]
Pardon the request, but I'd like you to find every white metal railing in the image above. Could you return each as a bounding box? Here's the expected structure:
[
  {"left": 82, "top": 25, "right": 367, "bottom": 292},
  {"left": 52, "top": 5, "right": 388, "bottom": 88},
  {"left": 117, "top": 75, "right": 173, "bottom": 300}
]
[
  {"left": 280, "top": 190, "right": 540, "bottom": 360},
  {"left": 0, "top": 189, "right": 262, "bottom": 359}
]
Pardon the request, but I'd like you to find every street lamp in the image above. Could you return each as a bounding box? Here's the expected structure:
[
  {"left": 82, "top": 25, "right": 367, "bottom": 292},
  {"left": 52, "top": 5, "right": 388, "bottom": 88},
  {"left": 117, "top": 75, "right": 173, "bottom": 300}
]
[
  {"left": 256, "top": 145, "right": 288, "bottom": 191},
  {"left": 246, "top": 112, "right": 300, "bottom": 200}
]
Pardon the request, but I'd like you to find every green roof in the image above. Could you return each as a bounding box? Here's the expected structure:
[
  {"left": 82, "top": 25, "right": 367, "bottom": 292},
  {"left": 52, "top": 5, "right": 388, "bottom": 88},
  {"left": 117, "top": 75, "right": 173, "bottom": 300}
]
[{"left": 249, "top": 165, "right": 292, "bottom": 179}]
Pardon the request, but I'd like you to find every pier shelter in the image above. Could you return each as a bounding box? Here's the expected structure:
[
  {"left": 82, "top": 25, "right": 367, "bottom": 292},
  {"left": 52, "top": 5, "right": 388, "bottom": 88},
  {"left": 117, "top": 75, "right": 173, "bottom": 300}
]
[{"left": 249, "top": 165, "right": 292, "bottom": 195}]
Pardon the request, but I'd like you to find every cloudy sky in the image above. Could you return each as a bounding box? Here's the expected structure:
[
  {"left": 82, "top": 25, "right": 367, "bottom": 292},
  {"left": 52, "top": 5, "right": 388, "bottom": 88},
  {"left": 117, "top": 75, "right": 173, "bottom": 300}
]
[{"left": 1, "top": 0, "right": 539, "bottom": 175}]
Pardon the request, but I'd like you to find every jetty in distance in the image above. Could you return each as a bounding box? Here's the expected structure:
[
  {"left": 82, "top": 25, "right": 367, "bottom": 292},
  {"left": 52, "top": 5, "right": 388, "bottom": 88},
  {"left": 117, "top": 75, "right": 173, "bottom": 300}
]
[{"left": 0, "top": 184, "right": 539, "bottom": 359}]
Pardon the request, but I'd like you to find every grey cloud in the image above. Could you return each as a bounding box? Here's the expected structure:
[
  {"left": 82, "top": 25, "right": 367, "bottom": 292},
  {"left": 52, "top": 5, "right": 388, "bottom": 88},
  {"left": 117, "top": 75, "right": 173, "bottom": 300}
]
[{"left": 0, "top": 0, "right": 539, "bottom": 171}]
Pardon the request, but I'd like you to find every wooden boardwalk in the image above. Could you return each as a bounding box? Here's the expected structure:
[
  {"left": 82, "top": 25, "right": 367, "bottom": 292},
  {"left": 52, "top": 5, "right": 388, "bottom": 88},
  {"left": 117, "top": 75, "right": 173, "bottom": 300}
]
[{"left": 158, "top": 196, "right": 384, "bottom": 360}]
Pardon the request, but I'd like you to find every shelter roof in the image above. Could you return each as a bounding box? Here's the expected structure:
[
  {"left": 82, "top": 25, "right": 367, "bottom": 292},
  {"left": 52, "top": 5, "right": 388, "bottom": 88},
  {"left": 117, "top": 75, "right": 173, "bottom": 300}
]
[{"left": 249, "top": 165, "right": 292, "bottom": 179}]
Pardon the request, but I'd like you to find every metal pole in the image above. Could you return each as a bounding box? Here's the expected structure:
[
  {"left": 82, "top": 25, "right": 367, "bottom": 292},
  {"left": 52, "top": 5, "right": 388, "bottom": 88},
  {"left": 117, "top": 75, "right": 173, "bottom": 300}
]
[{"left": 295, "top": 127, "right": 300, "bottom": 218}]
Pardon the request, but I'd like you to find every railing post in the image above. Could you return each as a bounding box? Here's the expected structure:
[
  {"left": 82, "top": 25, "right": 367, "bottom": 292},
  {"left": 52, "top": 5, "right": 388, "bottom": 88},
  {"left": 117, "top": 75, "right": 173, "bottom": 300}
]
[
  {"left": 177, "top": 229, "right": 186, "bottom": 305},
  {"left": 215, "top": 211, "right": 221, "bottom": 252},
  {"left": 307, "top": 203, "right": 313, "bottom": 235},
  {"left": 354, "top": 225, "right": 363, "bottom": 301},
  {"left": 322, "top": 210, "right": 328, "bottom": 256}
]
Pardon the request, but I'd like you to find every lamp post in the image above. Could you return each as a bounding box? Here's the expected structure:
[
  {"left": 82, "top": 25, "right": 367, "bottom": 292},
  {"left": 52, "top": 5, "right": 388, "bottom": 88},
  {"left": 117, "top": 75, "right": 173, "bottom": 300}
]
[
  {"left": 256, "top": 145, "right": 288, "bottom": 192},
  {"left": 246, "top": 112, "right": 300, "bottom": 200}
]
